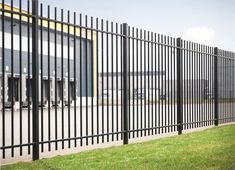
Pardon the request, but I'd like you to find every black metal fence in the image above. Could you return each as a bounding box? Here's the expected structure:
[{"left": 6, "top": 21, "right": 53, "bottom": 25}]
[{"left": 0, "top": 0, "right": 235, "bottom": 161}]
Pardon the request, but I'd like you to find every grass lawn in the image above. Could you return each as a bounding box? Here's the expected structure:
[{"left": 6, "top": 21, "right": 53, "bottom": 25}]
[{"left": 2, "top": 124, "right": 235, "bottom": 170}]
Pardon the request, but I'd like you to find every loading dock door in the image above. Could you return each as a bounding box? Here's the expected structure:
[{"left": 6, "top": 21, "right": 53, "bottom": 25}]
[
  {"left": 43, "top": 80, "right": 50, "bottom": 105},
  {"left": 70, "top": 81, "right": 75, "bottom": 101},
  {"left": 26, "top": 78, "right": 32, "bottom": 105},
  {"left": 7, "top": 77, "right": 19, "bottom": 103},
  {"left": 57, "top": 80, "right": 63, "bottom": 103}
]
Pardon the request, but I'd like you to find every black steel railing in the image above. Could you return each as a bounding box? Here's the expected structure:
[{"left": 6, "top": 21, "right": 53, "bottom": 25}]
[{"left": 0, "top": 0, "right": 235, "bottom": 162}]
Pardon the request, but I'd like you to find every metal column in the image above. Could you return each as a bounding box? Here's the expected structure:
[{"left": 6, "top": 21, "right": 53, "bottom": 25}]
[
  {"left": 32, "top": 0, "right": 39, "bottom": 160},
  {"left": 177, "top": 38, "right": 183, "bottom": 135},
  {"left": 122, "top": 23, "right": 129, "bottom": 144},
  {"left": 214, "top": 47, "right": 219, "bottom": 126}
]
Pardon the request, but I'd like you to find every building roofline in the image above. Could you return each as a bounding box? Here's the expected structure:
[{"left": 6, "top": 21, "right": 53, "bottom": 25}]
[{"left": 0, "top": 3, "right": 95, "bottom": 39}]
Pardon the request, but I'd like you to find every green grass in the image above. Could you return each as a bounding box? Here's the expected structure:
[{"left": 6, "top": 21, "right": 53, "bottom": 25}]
[{"left": 2, "top": 124, "right": 235, "bottom": 170}]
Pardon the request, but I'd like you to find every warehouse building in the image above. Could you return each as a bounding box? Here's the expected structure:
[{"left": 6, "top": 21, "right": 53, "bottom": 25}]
[
  {"left": 0, "top": 4, "right": 97, "bottom": 109},
  {"left": 217, "top": 60, "right": 235, "bottom": 99},
  {"left": 160, "top": 79, "right": 209, "bottom": 100},
  {"left": 98, "top": 71, "right": 165, "bottom": 101}
]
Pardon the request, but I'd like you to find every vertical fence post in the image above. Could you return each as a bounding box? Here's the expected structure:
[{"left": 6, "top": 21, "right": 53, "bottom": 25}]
[
  {"left": 214, "top": 47, "right": 219, "bottom": 126},
  {"left": 32, "top": 0, "right": 39, "bottom": 160},
  {"left": 122, "top": 23, "right": 129, "bottom": 144},
  {"left": 176, "top": 38, "right": 183, "bottom": 135}
]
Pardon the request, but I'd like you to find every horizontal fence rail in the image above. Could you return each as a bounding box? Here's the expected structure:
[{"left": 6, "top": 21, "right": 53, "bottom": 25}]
[{"left": 0, "top": 0, "right": 235, "bottom": 161}]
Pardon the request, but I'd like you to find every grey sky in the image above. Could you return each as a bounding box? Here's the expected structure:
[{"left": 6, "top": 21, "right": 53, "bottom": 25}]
[
  {"left": 6, "top": 0, "right": 235, "bottom": 51},
  {"left": 37, "top": 0, "right": 235, "bottom": 52}
]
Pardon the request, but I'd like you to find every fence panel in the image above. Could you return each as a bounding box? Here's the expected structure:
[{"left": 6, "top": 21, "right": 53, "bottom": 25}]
[
  {"left": 181, "top": 41, "right": 215, "bottom": 130},
  {"left": 217, "top": 50, "right": 235, "bottom": 124},
  {"left": 0, "top": 0, "right": 235, "bottom": 162}
]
